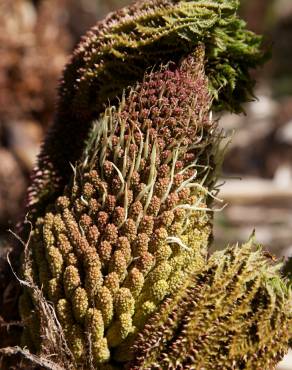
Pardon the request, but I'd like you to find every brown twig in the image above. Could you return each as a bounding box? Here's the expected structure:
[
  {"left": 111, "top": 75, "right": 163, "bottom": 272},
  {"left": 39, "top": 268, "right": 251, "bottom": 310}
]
[{"left": 0, "top": 346, "right": 65, "bottom": 370}]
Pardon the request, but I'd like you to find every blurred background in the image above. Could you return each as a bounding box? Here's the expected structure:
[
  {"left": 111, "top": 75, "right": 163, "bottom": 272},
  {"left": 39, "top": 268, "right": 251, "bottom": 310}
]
[{"left": 0, "top": 0, "right": 291, "bottom": 367}]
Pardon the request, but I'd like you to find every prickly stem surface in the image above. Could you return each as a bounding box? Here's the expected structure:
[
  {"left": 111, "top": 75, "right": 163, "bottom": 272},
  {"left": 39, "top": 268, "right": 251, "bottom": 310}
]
[{"left": 129, "top": 240, "right": 292, "bottom": 369}]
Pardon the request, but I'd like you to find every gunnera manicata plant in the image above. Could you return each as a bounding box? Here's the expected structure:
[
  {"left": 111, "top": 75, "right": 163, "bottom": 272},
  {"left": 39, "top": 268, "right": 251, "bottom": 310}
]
[{"left": 6, "top": 0, "right": 291, "bottom": 369}]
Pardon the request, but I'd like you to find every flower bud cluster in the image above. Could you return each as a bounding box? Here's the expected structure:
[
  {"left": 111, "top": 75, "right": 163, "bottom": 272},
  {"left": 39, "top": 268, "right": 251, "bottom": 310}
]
[{"left": 22, "top": 53, "right": 217, "bottom": 365}]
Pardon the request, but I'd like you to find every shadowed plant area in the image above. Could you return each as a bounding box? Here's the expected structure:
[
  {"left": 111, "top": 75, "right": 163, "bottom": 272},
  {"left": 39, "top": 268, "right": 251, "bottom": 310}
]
[{"left": 1, "top": 0, "right": 291, "bottom": 369}]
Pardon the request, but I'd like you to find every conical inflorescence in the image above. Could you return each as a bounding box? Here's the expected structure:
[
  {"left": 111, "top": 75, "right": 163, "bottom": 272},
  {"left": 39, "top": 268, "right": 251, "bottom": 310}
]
[
  {"left": 18, "top": 0, "right": 291, "bottom": 369},
  {"left": 21, "top": 50, "right": 220, "bottom": 366}
]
